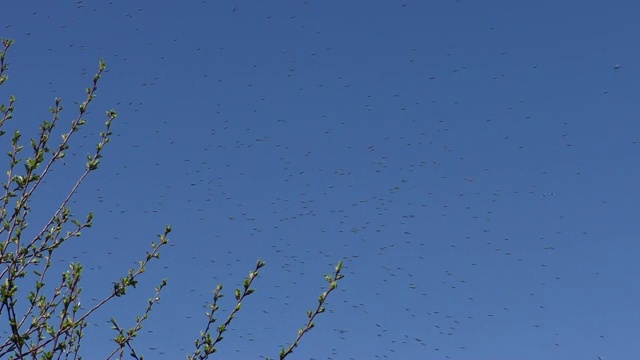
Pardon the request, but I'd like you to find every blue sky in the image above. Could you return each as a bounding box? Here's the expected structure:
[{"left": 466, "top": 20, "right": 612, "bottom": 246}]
[{"left": 2, "top": 1, "right": 639, "bottom": 359}]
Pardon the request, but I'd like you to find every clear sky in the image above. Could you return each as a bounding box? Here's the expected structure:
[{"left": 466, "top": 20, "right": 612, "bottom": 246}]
[{"left": 2, "top": 1, "right": 639, "bottom": 359}]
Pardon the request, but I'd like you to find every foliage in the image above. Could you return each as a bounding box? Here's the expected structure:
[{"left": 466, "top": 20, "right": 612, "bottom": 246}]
[{"left": 0, "top": 38, "right": 345, "bottom": 360}]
